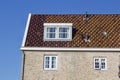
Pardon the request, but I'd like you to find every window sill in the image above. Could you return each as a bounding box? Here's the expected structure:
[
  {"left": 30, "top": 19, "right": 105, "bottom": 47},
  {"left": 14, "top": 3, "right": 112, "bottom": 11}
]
[{"left": 44, "top": 38, "right": 72, "bottom": 41}]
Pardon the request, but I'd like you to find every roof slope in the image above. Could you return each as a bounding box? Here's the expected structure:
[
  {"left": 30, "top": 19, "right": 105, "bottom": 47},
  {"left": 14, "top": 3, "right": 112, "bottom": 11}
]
[{"left": 24, "top": 14, "right": 120, "bottom": 48}]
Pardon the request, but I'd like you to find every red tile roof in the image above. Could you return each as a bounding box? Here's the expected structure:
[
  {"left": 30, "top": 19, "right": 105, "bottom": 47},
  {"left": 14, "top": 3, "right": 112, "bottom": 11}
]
[{"left": 24, "top": 14, "right": 120, "bottom": 48}]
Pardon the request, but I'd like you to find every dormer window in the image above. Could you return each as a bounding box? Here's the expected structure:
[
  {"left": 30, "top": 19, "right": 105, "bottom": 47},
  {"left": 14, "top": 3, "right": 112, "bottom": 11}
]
[
  {"left": 44, "top": 23, "right": 72, "bottom": 41},
  {"left": 46, "top": 27, "right": 56, "bottom": 38}
]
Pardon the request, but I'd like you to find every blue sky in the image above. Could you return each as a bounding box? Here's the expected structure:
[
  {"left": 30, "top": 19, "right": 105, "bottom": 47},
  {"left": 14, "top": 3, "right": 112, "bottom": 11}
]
[{"left": 0, "top": 0, "right": 120, "bottom": 80}]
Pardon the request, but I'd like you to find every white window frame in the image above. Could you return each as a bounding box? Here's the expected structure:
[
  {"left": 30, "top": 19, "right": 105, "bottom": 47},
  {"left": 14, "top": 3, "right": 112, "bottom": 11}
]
[
  {"left": 59, "top": 27, "right": 70, "bottom": 39},
  {"left": 45, "top": 27, "right": 56, "bottom": 39},
  {"left": 94, "top": 58, "right": 100, "bottom": 70},
  {"left": 44, "top": 23, "right": 72, "bottom": 41},
  {"left": 44, "top": 55, "right": 57, "bottom": 70},
  {"left": 94, "top": 58, "right": 107, "bottom": 70}
]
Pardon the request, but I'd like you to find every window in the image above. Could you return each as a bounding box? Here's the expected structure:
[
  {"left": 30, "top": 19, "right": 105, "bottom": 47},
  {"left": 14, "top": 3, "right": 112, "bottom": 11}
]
[
  {"left": 46, "top": 27, "right": 56, "bottom": 38},
  {"left": 59, "top": 28, "right": 69, "bottom": 38},
  {"left": 94, "top": 58, "right": 107, "bottom": 70},
  {"left": 44, "top": 55, "right": 57, "bottom": 70},
  {"left": 44, "top": 23, "right": 72, "bottom": 41}
]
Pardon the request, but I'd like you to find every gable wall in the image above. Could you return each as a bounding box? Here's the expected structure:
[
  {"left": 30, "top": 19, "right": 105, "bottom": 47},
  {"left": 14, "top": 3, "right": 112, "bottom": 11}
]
[{"left": 23, "top": 51, "right": 120, "bottom": 80}]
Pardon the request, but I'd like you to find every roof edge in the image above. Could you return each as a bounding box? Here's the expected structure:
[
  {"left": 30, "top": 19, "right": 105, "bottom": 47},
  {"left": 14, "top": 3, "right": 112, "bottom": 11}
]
[
  {"left": 21, "top": 13, "right": 32, "bottom": 47},
  {"left": 31, "top": 13, "right": 120, "bottom": 15},
  {"left": 20, "top": 47, "right": 120, "bottom": 52}
]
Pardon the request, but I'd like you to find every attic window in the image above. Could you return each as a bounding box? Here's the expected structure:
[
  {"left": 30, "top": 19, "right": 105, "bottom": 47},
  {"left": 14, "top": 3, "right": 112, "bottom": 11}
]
[{"left": 44, "top": 23, "right": 72, "bottom": 41}]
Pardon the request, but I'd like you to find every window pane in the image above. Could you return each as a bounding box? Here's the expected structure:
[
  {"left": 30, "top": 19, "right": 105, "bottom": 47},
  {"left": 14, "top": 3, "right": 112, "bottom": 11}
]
[
  {"left": 51, "top": 57, "right": 56, "bottom": 68},
  {"left": 46, "top": 57, "right": 49, "bottom": 60},
  {"left": 47, "top": 33, "right": 55, "bottom": 38},
  {"left": 59, "top": 28, "right": 69, "bottom": 38},
  {"left": 95, "top": 59, "right": 100, "bottom": 69},
  {"left": 46, "top": 27, "right": 56, "bottom": 38},
  {"left": 45, "top": 57, "right": 50, "bottom": 68},
  {"left": 101, "top": 59, "right": 106, "bottom": 69},
  {"left": 59, "top": 33, "right": 68, "bottom": 38},
  {"left": 59, "top": 28, "right": 69, "bottom": 32},
  {"left": 47, "top": 28, "right": 56, "bottom": 32},
  {"left": 95, "top": 63, "right": 99, "bottom": 68}
]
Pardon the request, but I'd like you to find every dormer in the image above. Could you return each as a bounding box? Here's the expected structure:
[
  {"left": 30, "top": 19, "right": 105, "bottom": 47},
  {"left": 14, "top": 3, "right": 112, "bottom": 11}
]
[{"left": 43, "top": 23, "right": 72, "bottom": 41}]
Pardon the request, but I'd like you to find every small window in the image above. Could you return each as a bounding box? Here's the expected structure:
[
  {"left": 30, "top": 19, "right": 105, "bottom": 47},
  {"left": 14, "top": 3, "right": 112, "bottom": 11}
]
[
  {"left": 101, "top": 58, "right": 106, "bottom": 70},
  {"left": 94, "top": 58, "right": 100, "bottom": 69},
  {"left": 59, "top": 28, "right": 69, "bottom": 38},
  {"left": 46, "top": 27, "right": 56, "bottom": 38},
  {"left": 44, "top": 55, "right": 57, "bottom": 70},
  {"left": 94, "top": 58, "right": 107, "bottom": 70},
  {"left": 44, "top": 23, "right": 72, "bottom": 41}
]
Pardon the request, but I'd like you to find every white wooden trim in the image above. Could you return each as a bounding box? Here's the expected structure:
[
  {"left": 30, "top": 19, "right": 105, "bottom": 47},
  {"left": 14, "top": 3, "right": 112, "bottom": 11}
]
[
  {"left": 21, "top": 13, "right": 32, "bottom": 47},
  {"left": 44, "top": 23, "right": 73, "bottom": 26},
  {"left": 20, "top": 47, "right": 120, "bottom": 51},
  {"left": 70, "top": 26, "right": 72, "bottom": 39}
]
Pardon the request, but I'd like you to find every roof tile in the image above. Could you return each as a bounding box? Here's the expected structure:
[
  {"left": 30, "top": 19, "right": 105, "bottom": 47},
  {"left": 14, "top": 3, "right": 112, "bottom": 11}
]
[{"left": 25, "top": 14, "right": 120, "bottom": 48}]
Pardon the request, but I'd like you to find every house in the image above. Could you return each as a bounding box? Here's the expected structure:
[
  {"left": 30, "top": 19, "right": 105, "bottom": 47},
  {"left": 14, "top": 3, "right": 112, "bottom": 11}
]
[{"left": 20, "top": 13, "right": 120, "bottom": 80}]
